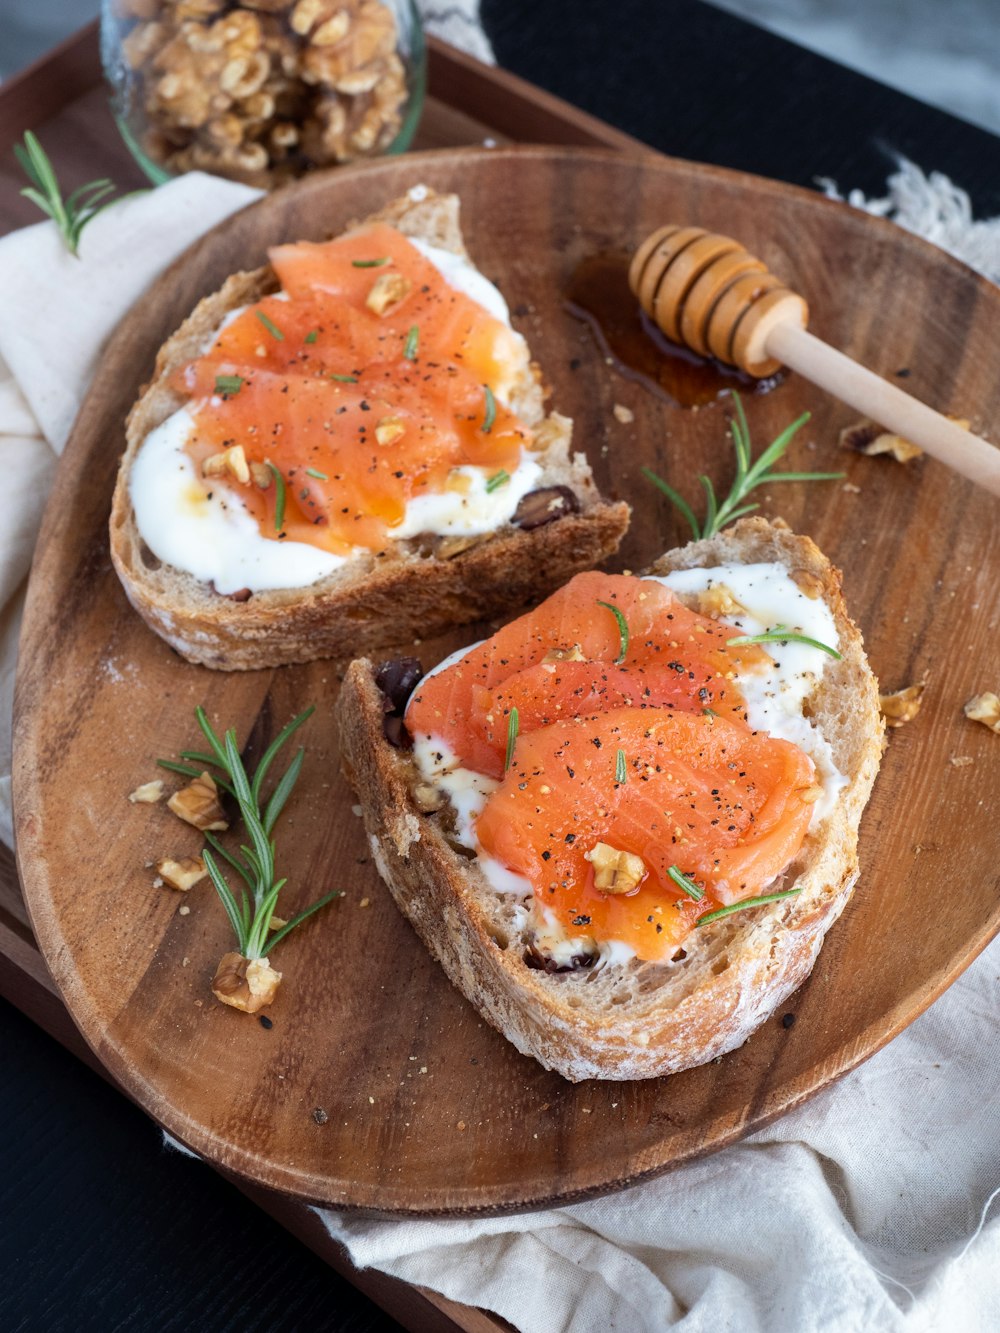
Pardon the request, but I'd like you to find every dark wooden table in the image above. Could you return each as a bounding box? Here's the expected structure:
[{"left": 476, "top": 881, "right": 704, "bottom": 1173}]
[{"left": 2, "top": 2, "right": 998, "bottom": 1328}]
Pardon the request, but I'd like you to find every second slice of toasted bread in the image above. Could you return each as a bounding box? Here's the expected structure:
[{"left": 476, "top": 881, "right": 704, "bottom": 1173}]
[{"left": 336, "top": 518, "right": 884, "bottom": 1082}]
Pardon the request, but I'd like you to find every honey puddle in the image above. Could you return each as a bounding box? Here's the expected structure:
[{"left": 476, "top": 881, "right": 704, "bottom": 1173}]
[{"left": 565, "top": 251, "right": 782, "bottom": 408}]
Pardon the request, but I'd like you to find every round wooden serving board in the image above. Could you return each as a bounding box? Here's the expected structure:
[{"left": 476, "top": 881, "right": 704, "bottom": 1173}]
[{"left": 13, "top": 147, "right": 1000, "bottom": 1215}]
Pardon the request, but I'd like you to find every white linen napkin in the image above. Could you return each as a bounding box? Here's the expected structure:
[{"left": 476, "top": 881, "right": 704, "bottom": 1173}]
[{"left": 3, "top": 153, "right": 999, "bottom": 1331}]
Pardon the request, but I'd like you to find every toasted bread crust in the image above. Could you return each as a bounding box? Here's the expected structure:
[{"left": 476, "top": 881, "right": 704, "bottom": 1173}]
[
  {"left": 335, "top": 518, "right": 884, "bottom": 1082},
  {"left": 109, "top": 191, "right": 629, "bottom": 669}
]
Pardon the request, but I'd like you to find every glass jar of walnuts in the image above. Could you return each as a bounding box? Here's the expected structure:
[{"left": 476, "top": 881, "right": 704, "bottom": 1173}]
[{"left": 101, "top": 0, "right": 426, "bottom": 187}]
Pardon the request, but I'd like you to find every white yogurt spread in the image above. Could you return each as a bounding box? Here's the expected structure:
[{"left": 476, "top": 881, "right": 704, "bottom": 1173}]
[{"left": 130, "top": 239, "right": 536, "bottom": 595}]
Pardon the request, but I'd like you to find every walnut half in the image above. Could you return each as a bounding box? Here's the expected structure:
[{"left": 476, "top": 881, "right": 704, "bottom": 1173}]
[
  {"left": 168, "top": 771, "right": 229, "bottom": 831},
  {"left": 156, "top": 856, "right": 208, "bottom": 892},
  {"left": 585, "top": 842, "right": 646, "bottom": 894},
  {"left": 212, "top": 952, "right": 282, "bottom": 1012}
]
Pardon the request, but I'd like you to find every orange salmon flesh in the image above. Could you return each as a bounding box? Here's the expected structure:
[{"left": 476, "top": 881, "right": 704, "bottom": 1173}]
[
  {"left": 173, "top": 223, "right": 531, "bottom": 554},
  {"left": 406, "top": 573, "right": 819, "bottom": 962}
]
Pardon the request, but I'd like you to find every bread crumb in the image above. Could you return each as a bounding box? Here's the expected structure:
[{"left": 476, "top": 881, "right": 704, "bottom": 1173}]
[
  {"left": 182, "top": 956, "right": 190, "bottom": 967},
  {"left": 612, "top": 403, "right": 634, "bottom": 424},
  {"left": 352, "top": 804, "right": 363, "bottom": 817},
  {"left": 359, "top": 897, "right": 370, "bottom": 908},
  {"left": 369, "top": 1096, "right": 375, "bottom": 1104},
  {"left": 129, "top": 779, "right": 164, "bottom": 804},
  {"left": 950, "top": 755, "right": 974, "bottom": 767},
  {"left": 152, "top": 876, "right": 164, "bottom": 888},
  {"left": 457, "top": 1120, "right": 466, "bottom": 1131},
  {"left": 178, "top": 904, "right": 191, "bottom": 916},
  {"left": 842, "top": 482, "right": 861, "bottom": 494},
  {"left": 964, "top": 691, "right": 1000, "bottom": 733},
  {"left": 419, "top": 1066, "right": 427, "bottom": 1074}
]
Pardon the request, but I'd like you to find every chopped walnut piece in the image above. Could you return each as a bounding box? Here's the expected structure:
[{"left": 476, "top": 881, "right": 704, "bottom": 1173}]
[
  {"left": 203, "top": 443, "right": 251, "bottom": 484},
  {"left": 365, "top": 270, "right": 411, "bottom": 315},
  {"left": 156, "top": 856, "right": 208, "bottom": 892},
  {"left": 168, "top": 772, "right": 229, "bottom": 831},
  {"left": 797, "top": 784, "right": 824, "bottom": 805},
  {"left": 836, "top": 417, "right": 968, "bottom": 464},
  {"left": 964, "top": 692, "right": 1000, "bottom": 734},
  {"left": 445, "top": 469, "right": 472, "bottom": 494},
  {"left": 250, "top": 461, "right": 273, "bottom": 489},
  {"left": 436, "top": 534, "right": 485, "bottom": 560},
  {"left": 543, "top": 644, "right": 586, "bottom": 663},
  {"left": 375, "top": 415, "right": 405, "bottom": 446},
  {"left": 585, "top": 842, "right": 646, "bottom": 894},
  {"left": 412, "top": 782, "right": 444, "bottom": 812},
  {"left": 129, "top": 779, "right": 164, "bottom": 804},
  {"left": 879, "top": 683, "right": 926, "bottom": 728},
  {"left": 697, "top": 584, "right": 744, "bottom": 618},
  {"left": 212, "top": 952, "right": 281, "bottom": 1012}
]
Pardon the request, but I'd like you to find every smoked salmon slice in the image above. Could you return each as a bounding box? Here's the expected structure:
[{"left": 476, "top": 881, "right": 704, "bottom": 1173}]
[{"left": 172, "top": 223, "right": 533, "bottom": 554}]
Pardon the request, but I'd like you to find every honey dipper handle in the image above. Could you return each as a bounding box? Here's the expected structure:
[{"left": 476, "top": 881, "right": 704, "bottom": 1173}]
[{"left": 766, "top": 323, "right": 1000, "bottom": 497}]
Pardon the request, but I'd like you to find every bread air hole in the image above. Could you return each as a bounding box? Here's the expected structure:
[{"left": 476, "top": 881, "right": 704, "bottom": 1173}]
[
  {"left": 488, "top": 928, "right": 509, "bottom": 950},
  {"left": 138, "top": 541, "right": 161, "bottom": 572},
  {"left": 711, "top": 954, "right": 731, "bottom": 976}
]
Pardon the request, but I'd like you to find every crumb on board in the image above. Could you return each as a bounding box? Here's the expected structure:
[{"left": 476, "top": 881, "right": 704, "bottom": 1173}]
[
  {"left": 129, "top": 779, "right": 164, "bottom": 804},
  {"left": 964, "top": 692, "right": 1000, "bottom": 734},
  {"left": 949, "top": 755, "right": 974, "bottom": 767},
  {"left": 612, "top": 403, "right": 634, "bottom": 424},
  {"left": 879, "top": 682, "right": 926, "bottom": 728}
]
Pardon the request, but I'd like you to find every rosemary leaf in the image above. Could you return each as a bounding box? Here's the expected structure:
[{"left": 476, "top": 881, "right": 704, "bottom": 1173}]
[
  {"left": 667, "top": 865, "right": 704, "bottom": 901},
  {"left": 329, "top": 373, "right": 358, "bottom": 384},
  {"left": 696, "top": 887, "right": 803, "bottom": 926},
  {"left": 305, "top": 467, "right": 328, "bottom": 480},
  {"left": 726, "top": 627, "right": 842, "bottom": 659},
  {"left": 256, "top": 309, "right": 285, "bottom": 341},
  {"left": 615, "top": 748, "right": 627, "bottom": 783},
  {"left": 504, "top": 707, "right": 519, "bottom": 773},
  {"left": 267, "top": 462, "right": 286, "bottom": 531},
  {"left": 404, "top": 324, "right": 419, "bottom": 359},
  {"left": 485, "top": 469, "right": 510, "bottom": 493},
  {"left": 352, "top": 257, "right": 390, "bottom": 267},
  {"left": 482, "top": 384, "right": 497, "bottom": 433},
  {"left": 214, "top": 374, "right": 244, "bottom": 397},
  {"left": 304, "top": 330, "right": 319, "bottom": 344},
  {"left": 596, "top": 599, "right": 629, "bottom": 664}
]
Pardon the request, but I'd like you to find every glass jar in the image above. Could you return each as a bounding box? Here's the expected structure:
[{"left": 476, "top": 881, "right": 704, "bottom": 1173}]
[{"left": 100, "top": 0, "right": 426, "bottom": 188}]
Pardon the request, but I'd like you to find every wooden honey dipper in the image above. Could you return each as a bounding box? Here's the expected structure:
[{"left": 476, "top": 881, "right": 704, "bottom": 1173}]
[{"left": 629, "top": 225, "right": 1000, "bottom": 496}]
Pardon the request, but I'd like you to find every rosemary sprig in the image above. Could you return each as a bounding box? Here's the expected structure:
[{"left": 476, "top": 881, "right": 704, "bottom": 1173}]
[
  {"left": 596, "top": 600, "right": 629, "bottom": 664},
  {"left": 667, "top": 865, "right": 704, "bottom": 901},
  {"left": 642, "top": 394, "right": 843, "bottom": 540},
  {"left": 15, "top": 131, "right": 138, "bottom": 258},
  {"left": 482, "top": 384, "right": 497, "bottom": 433},
  {"left": 504, "top": 707, "right": 519, "bottom": 773},
  {"left": 696, "top": 887, "right": 802, "bottom": 927},
  {"left": 615, "top": 748, "right": 627, "bottom": 783},
  {"left": 162, "top": 706, "right": 341, "bottom": 960},
  {"left": 485, "top": 469, "right": 510, "bottom": 493},
  {"left": 726, "top": 626, "right": 841, "bottom": 659}
]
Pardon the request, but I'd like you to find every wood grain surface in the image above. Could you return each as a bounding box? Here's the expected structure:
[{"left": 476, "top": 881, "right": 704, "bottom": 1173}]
[{"left": 13, "top": 145, "right": 1000, "bottom": 1216}]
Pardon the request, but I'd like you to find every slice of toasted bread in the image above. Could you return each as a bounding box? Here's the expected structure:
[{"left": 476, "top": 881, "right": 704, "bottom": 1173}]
[
  {"left": 109, "top": 190, "right": 629, "bottom": 670},
  {"left": 335, "top": 518, "right": 884, "bottom": 1082}
]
